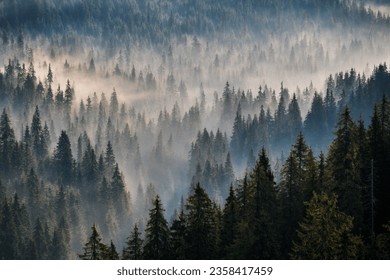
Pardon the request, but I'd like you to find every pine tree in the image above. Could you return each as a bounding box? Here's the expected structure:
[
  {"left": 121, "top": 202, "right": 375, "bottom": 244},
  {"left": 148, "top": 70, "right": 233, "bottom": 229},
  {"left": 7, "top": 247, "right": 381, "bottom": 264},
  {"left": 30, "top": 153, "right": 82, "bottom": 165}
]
[
  {"left": 64, "top": 80, "right": 73, "bottom": 114},
  {"left": 304, "top": 93, "right": 327, "bottom": 150},
  {"left": 27, "top": 168, "right": 40, "bottom": 219},
  {"left": 220, "top": 186, "right": 238, "bottom": 257},
  {"left": 248, "top": 148, "right": 279, "bottom": 259},
  {"left": 236, "top": 173, "right": 252, "bottom": 220},
  {"left": 104, "top": 141, "right": 116, "bottom": 176},
  {"left": 230, "top": 104, "right": 244, "bottom": 162},
  {"left": 287, "top": 93, "right": 302, "bottom": 141},
  {"left": 291, "top": 192, "right": 363, "bottom": 259},
  {"left": 223, "top": 153, "right": 234, "bottom": 197},
  {"left": 143, "top": 196, "right": 171, "bottom": 259},
  {"left": 47, "top": 64, "right": 53, "bottom": 86},
  {"left": 278, "top": 150, "right": 304, "bottom": 256},
  {"left": 33, "top": 218, "right": 48, "bottom": 259},
  {"left": 0, "top": 109, "right": 16, "bottom": 177},
  {"left": 327, "top": 106, "right": 363, "bottom": 233},
  {"left": 50, "top": 226, "right": 70, "bottom": 260},
  {"left": 105, "top": 241, "right": 119, "bottom": 260},
  {"left": 278, "top": 133, "right": 318, "bottom": 256},
  {"left": 185, "top": 183, "right": 217, "bottom": 259},
  {"left": 110, "top": 164, "right": 128, "bottom": 218},
  {"left": 123, "top": 224, "right": 143, "bottom": 260},
  {"left": 53, "top": 131, "right": 73, "bottom": 185},
  {"left": 368, "top": 97, "right": 390, "bottom": 234},
  {"left": 109, "top": 90, "right": 119, "bottom": 122},
  {"left": 89, "top": 58, "right": 96, "bottom": 74},
  {"left": 170, "top": 210, "right": 187, "bottom": 259},
  {"left": 79, "top": 225, "right": 108, "bottom": 260},
  {"left": 0, "top": 200, "right": 17, "bottom": 259},
  {"left": 31, "top": 106, "right": 43, "bottom": 159},
  {"left": 81, "top": 143, "right": 98, "bottom": 192}
]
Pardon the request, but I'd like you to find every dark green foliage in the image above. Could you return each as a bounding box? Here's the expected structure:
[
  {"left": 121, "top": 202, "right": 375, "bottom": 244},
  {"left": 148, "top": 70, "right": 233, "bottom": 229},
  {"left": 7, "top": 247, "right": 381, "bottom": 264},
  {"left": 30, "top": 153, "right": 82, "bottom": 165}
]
[
  {"left": 376, "top": 222, "right": 390, "bottom": 259},
  {"left": 287, "top": 94, "right": 302, "bottom": 142},
  {"left": 33, "top": 218, "right": 49, "bottom": 260},
  {"left": 123, "top": 224, "right": 143, "bottom": 260},
  {"left": 220, "top": 186, "right": 238, "bottom": 257},
  {"left": 291, "top": 192, "right": 363, "bottom": 259},
  {"left": 229, "top": 149, "right": 280, "bottom": 259},
  {"left": 143, "top": 196, "right": 171, "bottom": 259},
  {"left": 53, "top": 131, "right": 74, "bottom": 185},
  {"left": 304, "top": 93, "right": 327, "bottom": 151},
  {"left": 170, "top": 211, "right": 187, "bottom": 260},
  {"left": 327, "top": 107, "right": 364, "bottom": 233},
  {"left": 79, "top": 225, "right": 108, "bottom": 260},
  {"left": 0, "top": 109, "right": 17, "bottom": 177},
  {"left": 110, "top": 164, "right": 129, "bottom": 219},
  {"left": 106, "top": 241, "right": 119, "bottom": 260},
  {"left": 0, "top": 200, "right": 18, "bottom": 259},
  {"left": 185, "top": 183, "right": 218, "bottom": 259},
  {"left": 278, "top": 133, "right": 318, "bottom": 256},
  {"left": 247, "top": 148, "right": 279, "bottom": 259},
  {"left": 368, "top": 97, "right": 390, "bottom": 234}
]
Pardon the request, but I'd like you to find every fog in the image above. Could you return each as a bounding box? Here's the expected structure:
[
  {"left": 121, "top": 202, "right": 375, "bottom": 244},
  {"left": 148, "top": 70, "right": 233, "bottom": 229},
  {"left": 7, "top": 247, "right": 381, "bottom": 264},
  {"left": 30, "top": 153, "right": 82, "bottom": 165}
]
[{"left": 0, "top": 0, "right": 389, "bottom": 257}]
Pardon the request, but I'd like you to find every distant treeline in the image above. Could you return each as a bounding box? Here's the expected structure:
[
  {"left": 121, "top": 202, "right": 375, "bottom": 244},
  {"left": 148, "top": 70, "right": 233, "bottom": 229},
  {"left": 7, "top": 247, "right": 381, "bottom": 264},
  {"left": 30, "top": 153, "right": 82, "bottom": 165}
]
[{"left": 0, "top": 0, "right": 388, "bottom": 47}]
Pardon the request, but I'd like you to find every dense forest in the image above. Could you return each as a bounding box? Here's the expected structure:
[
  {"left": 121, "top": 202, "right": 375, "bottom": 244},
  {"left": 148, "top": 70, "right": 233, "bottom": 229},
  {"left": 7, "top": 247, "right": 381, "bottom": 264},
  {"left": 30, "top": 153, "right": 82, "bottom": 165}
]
[{"left": 0, "top": 0, "right": 390, "bottom": 260}]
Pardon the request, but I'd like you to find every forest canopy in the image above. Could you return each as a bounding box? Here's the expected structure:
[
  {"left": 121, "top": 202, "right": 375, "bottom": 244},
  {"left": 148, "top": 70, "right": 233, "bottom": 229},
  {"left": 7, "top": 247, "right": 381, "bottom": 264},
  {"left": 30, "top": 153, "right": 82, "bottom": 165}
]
[{"left": 0, "top": 0, "right": 390, "bottom": 260}]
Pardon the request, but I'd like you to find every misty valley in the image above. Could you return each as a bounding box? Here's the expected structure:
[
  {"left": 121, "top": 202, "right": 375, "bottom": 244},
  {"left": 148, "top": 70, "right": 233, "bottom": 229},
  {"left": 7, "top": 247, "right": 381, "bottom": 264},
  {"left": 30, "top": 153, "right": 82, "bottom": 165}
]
[{"left": 0, "top": 0, "right": 390, "bottom": 260}]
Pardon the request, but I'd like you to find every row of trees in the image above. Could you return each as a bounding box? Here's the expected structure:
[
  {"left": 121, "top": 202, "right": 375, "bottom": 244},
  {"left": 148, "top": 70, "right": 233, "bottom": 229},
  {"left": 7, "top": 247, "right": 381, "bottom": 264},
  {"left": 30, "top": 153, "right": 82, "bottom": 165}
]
[{"left": 2, "top": 0, "right": 387, "bottom": 47}]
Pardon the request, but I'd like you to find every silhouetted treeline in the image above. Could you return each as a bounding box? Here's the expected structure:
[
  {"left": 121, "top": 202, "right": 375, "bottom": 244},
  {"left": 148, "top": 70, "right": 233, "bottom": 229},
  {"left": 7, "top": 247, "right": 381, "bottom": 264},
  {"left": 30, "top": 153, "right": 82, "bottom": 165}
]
[{"left": 1, "top": 0, "right": 388, "bottom": 49}]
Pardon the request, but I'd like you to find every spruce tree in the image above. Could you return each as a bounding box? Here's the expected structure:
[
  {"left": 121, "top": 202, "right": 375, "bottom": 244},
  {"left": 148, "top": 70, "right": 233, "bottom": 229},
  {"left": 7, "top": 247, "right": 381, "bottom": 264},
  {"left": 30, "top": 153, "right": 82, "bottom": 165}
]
[
  {"left": 220, "top": 186, "right": 238, "bottom": 257},
  {"left": 53, "top": 131, "right": 73, "bottom": 185},
  {"left": 291, "top": 192, "right": 363, "bottom": 259},
  {"left": 170, "top": 210, "right": 187, "bottom": 259},
  {"left": 79, "top": 225, "right": 108, "bottom": 260},
  {"left": 249, "top": 148, "right": 279, "bottom": 259},
  {"left": 105, "top": 241, "right": 119, "bottom": 260},
  {"left": 287, "top": 93, "right": 302, "bottom": 142},
  {"left": 327, "top": 106, "right": 363, "bottom": 233},
  {"left": 185, "top": 183, "right": 217, "bottom": 259},
  {"left": 368, "top": 97, "right": 390, "bottom": 234},
  {"left": 31, "top": 106, "right": 43, "bottom": 159},
  {"left": 33, "top": 218, "right": 48, "bottom": 259},
  {"left": 123, "top": 224, "right": 143, "bottom": 260},
  {"left": 143, "top": 196, "right": 171, "bottom": 259},
  {"left": 0, "top": 109, "right": 16, "bottom": 176}
]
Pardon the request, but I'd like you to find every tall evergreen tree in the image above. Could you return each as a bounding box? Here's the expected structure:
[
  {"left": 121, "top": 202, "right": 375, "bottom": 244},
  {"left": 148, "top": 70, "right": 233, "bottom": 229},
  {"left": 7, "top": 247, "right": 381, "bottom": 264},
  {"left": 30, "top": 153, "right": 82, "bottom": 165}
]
[
  {"left": 287, "top": 93, "right": 302, "bottom": 141},
  {"left": 0, "top": 109, "right": 16, "bottom": 176},
  {"left": 110, "top": 164, "right": 128, "bottom": 218},
  {"left": 79, "top": 225, "right": 108, "bottom": 260},
  {"left": 106, "top": 241, "right": 119, "bottom": 260},
  {"left": 327, "top": 106, "right": 363, "bottom": 233},
  {"left": 170, "top": 210, "right": 187, "bottom": 260},
  {"left": 185, "top": 183, "right": 218, "bottom": 259},
  {"left": 123, "top": 224, "right": 143, "bottom": 260},
  {"left": 368, "top": 97, "right": 390, "bottom": 234},
  {"left": 291, "top": 192, "right": 363, "bottom": 259},
  {"left": 33, "top": 218, "right": 48, "bottom": 260},
  {"left": 53, "top": 131, "right": 73, "bottom": 185},
  {"left": 249, "top": 148, "right": 279, "bottom": 259},
  {"left": 31, "top": 106, "right": 44, "bottom": 160},
  {"left": 220, "top": 186, "right": 238, "bottom": 257},
  {"left": 143, "top": 196, "right": 171, "bottom": 259}
]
